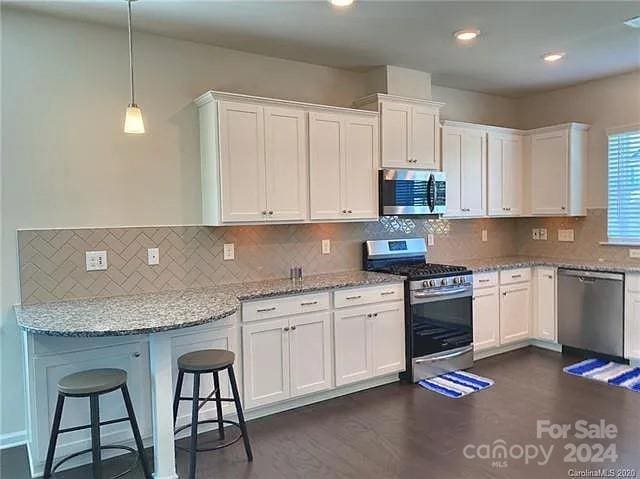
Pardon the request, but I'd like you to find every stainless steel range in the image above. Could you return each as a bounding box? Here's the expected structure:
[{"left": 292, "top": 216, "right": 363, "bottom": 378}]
[{"left": 363, "top": 238, "right": 473, "bottom": 382}]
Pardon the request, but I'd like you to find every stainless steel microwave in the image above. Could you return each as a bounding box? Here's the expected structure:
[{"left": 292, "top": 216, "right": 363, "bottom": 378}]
[{"left": 379, "top": 169, "right": 446, "bottom": 216}]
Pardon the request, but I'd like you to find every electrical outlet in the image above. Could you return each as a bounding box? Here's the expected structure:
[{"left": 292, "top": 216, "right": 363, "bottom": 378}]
[
  {"left": 147, "top": 248, "right": 159, "bottom": 265},
  {"left": 86, "top": 251, "right": 107, "bottom": 271},
  {"left": 223, "top": 243, "right": 235, "bottom": 260},
  {"left": 427, "top": 234, "right": 435, "bottom": 246},
  {"left": 481, "top": 229, "right": 488, "bottom": 242},
  {"left": 321, "top": 239, "right": 331, "bottom": 255},
  {"left": 558, "top": 229, "right": 575, "bottom": 242},
  {"left": 539, "top": 228, "right": 548, "bottom": 241},
  {"left": 532, "top": 229, "right": 540, "bottom": 240},
  {"left": 630, "top": 249, "right": 640, "bottom": 258}
]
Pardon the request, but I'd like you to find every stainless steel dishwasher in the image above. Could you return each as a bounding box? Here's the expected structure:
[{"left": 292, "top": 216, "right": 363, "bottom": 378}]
[{"left": 558, "top": 269, "right": 624, "bottom": 357}]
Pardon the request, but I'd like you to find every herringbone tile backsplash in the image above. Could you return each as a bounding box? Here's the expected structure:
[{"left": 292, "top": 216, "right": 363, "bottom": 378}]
[{"left": 18, "top": 217, "right": 518, "bottom": 304}]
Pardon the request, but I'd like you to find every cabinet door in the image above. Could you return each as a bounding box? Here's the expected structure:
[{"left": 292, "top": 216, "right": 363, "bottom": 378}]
[
  {"left": 500, "top": 283, "right": 531, "bottom": 345},
  {"left": 625, "top": 291, "right": 640, "bottom": 360},
  {"left": 32, "top": 341, "right": 150, "bottom": 464},
  {"left": 309, "top": 111, "right": 344, "bottom": 220},
  {"left": 488, "top": 132, "right": 522, "bottom": 216},
  {"left": 411, "top": 105, "right": 439, "bottom": 169},
  {"left": 442, "top": 126, "right": 463, "bottom": 217},
  {"left": 343, "top": 115, "right": 378, "bottom": 220},
  {"left": 242, "top": 318, "right": 290, "bottom": 409},
  {"left": 473, "top": 286, "right": 500, "bottom": 351},
  {"left": 380, "top": 101, "right": 411, "bottom": 168},
  {"left": 171, "top": 325, "right": 238, "bottom": 427},
  {"left": 531, "top": 130, "right": 568, "bottom": 215},
  {"left": 218, "top": 101, "right": 266, "bottom": 222},
  {"left": 264, "top": 106, "right": 308, "bottom": 221},
  {"left": 371, "top": 301, "right": 405, "bottom": 376},
  {"left": 461, "top": 129, "right": 487, "bottom": 216},
  {"left": 534, "top": 268, "right": 557, "bottom": 342},
  {"left": 334, "top": 307, "right": 372, "bottom": 386},
  {"left": 289, "top": 312, "right": 333, "bottom": 397}
]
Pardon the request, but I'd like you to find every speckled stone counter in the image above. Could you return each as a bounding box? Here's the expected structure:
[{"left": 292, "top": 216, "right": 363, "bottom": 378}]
[
  {"left": 461, "top": 256, "right": 640, "bottom": 274},
  {"left": 15, "top": 270, "right": 404, "bottom": 337}
]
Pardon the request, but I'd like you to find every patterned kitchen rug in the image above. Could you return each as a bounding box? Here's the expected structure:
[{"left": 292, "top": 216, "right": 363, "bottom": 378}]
[
  {"left": 418, "top": 370, "right": 494, "bottom": 398},
  {"left": 563, "top": 358, "right": 640, "bottom": 392}
]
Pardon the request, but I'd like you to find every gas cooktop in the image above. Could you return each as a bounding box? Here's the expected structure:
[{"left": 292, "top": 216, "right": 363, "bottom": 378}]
[{"left": 377, "top": 263, "right": 470, "bottom": 280}]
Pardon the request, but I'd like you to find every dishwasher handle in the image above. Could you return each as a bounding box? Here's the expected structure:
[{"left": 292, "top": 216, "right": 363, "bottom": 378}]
[{"left": 557, "top": 269, "right": 623, "bottom": 282}]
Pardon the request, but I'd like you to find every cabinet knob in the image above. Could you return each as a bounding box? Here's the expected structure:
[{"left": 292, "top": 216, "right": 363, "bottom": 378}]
[
  {"left": 133, "top": 352, "right": 141, "bottom": 358},
  {"left": 262, "top": 210, "right": 267, "bottom": 215},
  {"left": 561, "top": 206, "right": 566, "bottom": 210},
  {"left": 347, "top": 209, "right": 353, "bottom": 214},
  {"left": 342, "top": 209, "right": 347, "bottom": 214},
  {"left": 284, "top": 327, "right": 290, "bottom": 332},
  {"left": 367, "top": 313, "right": 372, "bottom": 318},
  {"left": 373, "top": 313, "right": 378, "bottom": 317},
  {"left": 268, "top": 210, "right": 274, "bottom": 215},
  {"left": 502, "top": 292, "right": 507, "bottom": 296},
  {"left": 291, "top": 325, "right": 296, "bottom": 330}
]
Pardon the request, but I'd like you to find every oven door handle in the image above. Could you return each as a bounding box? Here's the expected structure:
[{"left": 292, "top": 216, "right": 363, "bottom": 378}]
[
  {"left": 413, "top": 287, "right": 469, "bottom": 298},
  {"left": 414, "top": 346, "right": 474, "bottom": 364}
]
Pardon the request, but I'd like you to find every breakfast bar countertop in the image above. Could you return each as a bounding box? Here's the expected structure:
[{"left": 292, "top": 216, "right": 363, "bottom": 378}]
[{"left": 14, "top": 270, "right": 405, "bottom": 337}]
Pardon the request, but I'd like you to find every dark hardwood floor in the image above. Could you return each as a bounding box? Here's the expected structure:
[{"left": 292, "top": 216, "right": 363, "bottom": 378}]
[{"left": 3, "top": 347, "right": 639, "bottom": 478}]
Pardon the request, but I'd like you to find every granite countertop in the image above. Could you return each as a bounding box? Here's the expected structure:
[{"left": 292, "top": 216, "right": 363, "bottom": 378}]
[
  {"left": 15, "top": 271, "right": 404, "bottom": 337},
  {"left": 461, "top": 256, "right": 640, "bottom": 274}
]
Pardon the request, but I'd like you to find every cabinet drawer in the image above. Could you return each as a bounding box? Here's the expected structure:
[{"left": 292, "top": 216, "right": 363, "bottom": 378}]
[
  {"left": 242, "top": 292, "right": 330, "bottom": 322},
  {"left": 473, "top": 271, "right": 498, "bottom": 289},
  {"left": 334, "top": 283, "right": 404, "bottom": 309},
  {"left": 627, "top": 273, "right": 640, "bottom": 293},
  {"left": 500, "top": 268, "right": 531, "bottom": 285}
]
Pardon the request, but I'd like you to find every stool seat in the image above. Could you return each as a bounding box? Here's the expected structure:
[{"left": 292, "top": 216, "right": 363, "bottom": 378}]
[
  {"left": 178, "top": 349, "right": 235, "bottom": 372},
  {"left": 58, "top": 368, "right": 127, "bottom": 396}
]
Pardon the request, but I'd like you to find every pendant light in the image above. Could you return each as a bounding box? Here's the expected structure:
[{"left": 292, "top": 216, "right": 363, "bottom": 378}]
[{"left": 124, "top": 0, "right": 145, "bottom": 134}]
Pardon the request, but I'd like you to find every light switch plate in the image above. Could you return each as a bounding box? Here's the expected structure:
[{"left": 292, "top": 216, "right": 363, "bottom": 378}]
[
  {"left": 539, "top": 228, "right": 548, "bottom": 241},
  {"left": 86, "top": 251, "right": 107, "bottom": 271},
  {"left": 481, "top": 229, "right": 488, "bottom": 242},
  {"left": 321, "top": 239, "right": 331, "bottom": 255},
  {"left": 427, "top": 234, "right": 435, "bottom": 246},
  {"left": 532, "top": 229, "right": 540, "bottom": 240},
  {"left": 558, "top": 229, "right": 575, "bottom": 242},
  {"left": 147, "top": 248, "right": 159, "bottom": 265},
  {"left": 223, "top": 243, "right": 235, "bottom": 261},
  {"left": 630, "top": 249, "right": 640, "bottom": 258}
]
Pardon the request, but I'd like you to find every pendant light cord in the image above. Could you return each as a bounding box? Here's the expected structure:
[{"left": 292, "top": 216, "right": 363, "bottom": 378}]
[{"left": 127, "top": 0, "right": 135, "bottom": 106}]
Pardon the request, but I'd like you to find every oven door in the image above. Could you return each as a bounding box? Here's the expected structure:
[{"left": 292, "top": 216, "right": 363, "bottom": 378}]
[{"left": 410, "top": 287, "right": 473, "bottom": 358}]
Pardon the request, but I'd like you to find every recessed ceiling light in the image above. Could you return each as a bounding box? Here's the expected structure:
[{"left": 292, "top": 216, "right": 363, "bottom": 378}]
[
  {"left": 542, "top": 51, "right": 566, "bottom": 63},
  {"left": 453, "top": 29, "right": 480, "bottom": 41},
  {"left": 329, "top": 0, "right": 354, "bottom": 7}
]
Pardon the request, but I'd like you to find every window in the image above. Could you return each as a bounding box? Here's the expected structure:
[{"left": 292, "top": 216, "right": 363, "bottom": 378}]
[{"left": 608, "top": 127, "right": 640, "bottom": 242}]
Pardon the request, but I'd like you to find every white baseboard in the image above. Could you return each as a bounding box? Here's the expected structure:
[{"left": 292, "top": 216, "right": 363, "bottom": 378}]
[
  {"left": 0, "top": 430, "right": 27, "bottom": 450},
  {"left": 530, "top": 339, "right": 562, "bottom": 352},
  {"left": 474, "top": 341, "right": 530, "bottom": 360}
]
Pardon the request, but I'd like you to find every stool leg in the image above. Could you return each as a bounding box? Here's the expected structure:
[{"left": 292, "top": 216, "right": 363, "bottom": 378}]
[
  {"left": 173, "top": 370, "right": 184, "bottom": 427},
  {"left": 89, "top": 394, "right": 102, "bottom": 479},
  {"left": 121, "top": 385, "right": 153, "bottom": 479},
  {"left": 188, "top": 372, "right": 200, "bottom": 479},
  {"left": 213, "top": 371, "right": 225, "bottom": 440},
  {"left": 228, "top": 366, "right": 253, "bottom": 461},
  {"left": 43, "top": 393, "right": 65, "bottom": 479}
]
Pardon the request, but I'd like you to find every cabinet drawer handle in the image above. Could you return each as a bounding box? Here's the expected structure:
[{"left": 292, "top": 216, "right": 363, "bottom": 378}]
[
  {"left": 291, "top": 325, "right": 296, "bottom": 330},
  {"left": 301, "top": 301, "right": 319, "bottom": 306},
  {"left": 380, "top": 291, "right": 395, "bottom": 296},
  {"left": 461, "top": 208, "right": 470, "bottom": 212},
  {"left": 347, "top": 210, "right": 353, "bottom": 214},
  {"left": 479, "top": 279, "right": 490, "bottom": 283},
  {"left": 346, "top": 295, "right": 362, "bottom": 300},
  {"left": 257, "top": 306, "right": 277, "bottom": 313},
  {"left": 511, "top": 274, "right": 522, "bottom": 279},
  {"left": 283, "top": 326, "right": 290, "bottom": 332}
]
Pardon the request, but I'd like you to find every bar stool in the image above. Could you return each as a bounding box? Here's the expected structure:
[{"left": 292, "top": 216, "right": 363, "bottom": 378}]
[
  {"left": 173, "top": 349, "right": 252, "bottom": 479},
  {"left": 43, "top": 368, "right": 152, "bottom": 479}
]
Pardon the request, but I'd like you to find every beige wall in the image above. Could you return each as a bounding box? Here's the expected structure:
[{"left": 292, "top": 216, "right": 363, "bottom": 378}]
[{"left": 516, "top": 70, "right": 640, "bottom": 208}]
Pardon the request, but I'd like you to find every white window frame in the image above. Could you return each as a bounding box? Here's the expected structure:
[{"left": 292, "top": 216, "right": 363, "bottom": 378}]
[{"left": 607, "top": 123, "right": 640, "bottom": 244}]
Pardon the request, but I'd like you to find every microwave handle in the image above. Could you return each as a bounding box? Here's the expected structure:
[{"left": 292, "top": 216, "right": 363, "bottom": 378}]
[{"left": 427, "top": 173, "right": 435, "bottom": 212}]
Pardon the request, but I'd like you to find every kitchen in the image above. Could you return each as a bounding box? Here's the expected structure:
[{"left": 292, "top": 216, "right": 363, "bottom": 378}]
[{"left": 2, "top": 1, "right": 640, "bottom": 479}]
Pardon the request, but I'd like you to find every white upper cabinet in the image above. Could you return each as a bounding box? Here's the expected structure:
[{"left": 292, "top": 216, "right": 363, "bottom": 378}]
[
  {"left": 309, "top": 111, "right": 378, "bottom": 221},
  {"left": 528, "top": 123, "right": 589, "bottom": 216},
  {"left": 354, "top": 94, "right": 444, "bottom": 170},
  {"left": 196, "top": 90, "right": 378, "bottom": 225},
  {"left": 442, "top": 122, "right": 487, "bottom": 217},
  {"left": 488, "top": 130, "right": 524, "bottom": 216}
]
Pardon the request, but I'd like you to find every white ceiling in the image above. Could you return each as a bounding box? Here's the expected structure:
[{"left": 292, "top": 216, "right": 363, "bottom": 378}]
[{"left": 6, "top": 1, "right": 640, "bottom": 97}]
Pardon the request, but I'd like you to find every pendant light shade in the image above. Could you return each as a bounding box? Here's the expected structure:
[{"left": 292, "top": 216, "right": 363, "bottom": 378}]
[{"left": 124, "top": 0, "right": 145, "bottom": 134}]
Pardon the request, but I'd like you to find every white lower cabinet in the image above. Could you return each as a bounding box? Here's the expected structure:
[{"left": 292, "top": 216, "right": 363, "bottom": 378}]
[
  {"left": 242, "top": 311, "right": 333, "bottom": 409},
  {"left": 500, "top": 282, "right": 531, "bottom": 345},
  {"left": 533, "top": 268, "right": 557, "bottom": 342},
  {"left": 334, "top": 300, "right": 404, "bottom": 386},
  {"left": 472, "top": 286, "right": 500, "bottom": 352}
]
